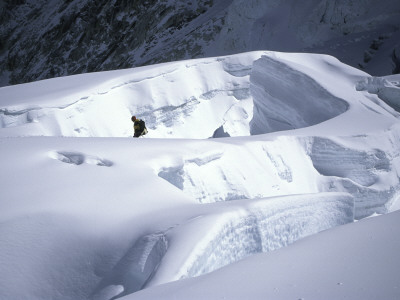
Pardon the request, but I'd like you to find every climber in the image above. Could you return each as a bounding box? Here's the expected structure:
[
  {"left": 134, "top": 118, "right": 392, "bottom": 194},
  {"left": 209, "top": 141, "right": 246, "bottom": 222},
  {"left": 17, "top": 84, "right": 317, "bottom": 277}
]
[{"left": 131, "top": 116, "right": 148, "bottom": 138}]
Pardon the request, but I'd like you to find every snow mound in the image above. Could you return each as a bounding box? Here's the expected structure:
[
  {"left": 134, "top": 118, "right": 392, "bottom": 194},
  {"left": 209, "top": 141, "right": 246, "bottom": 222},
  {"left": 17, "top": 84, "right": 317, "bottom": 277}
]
[
  {"left": 0, "top": 53, "right": 261, "bottom": 138},
  {"left": 0, "top": 51, "right": 381, "bottom": 139}
]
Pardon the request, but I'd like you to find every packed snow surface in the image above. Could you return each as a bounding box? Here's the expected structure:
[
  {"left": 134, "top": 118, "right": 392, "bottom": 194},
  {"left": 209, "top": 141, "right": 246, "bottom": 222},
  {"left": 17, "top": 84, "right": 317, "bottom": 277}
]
[{"left": 1, "top": 51, "right": 400, "bottom": 300}]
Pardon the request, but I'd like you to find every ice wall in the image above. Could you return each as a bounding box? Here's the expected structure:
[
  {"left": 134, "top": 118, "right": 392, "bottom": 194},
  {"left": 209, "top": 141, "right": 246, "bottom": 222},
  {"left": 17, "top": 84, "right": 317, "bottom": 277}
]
[
  {"left": 157, "top": 136, "right": 319, "bottom": 203},
  {"left": 249, "top": 55, "right": 348, "bottom": 134},
  {"left": 91, "top": 193, "right": 353, "bottom": 296},
  {"left": 147, "top": 193, "right": 354, "bottom": 286},
  {"left": 157, "top": 131, "right": 400, "bottom": 219},
  {"left": 356, "top": 75, "right": 400, "bottom": 112},
  {"left": 308, "top": 134, "right": 400, "bottom": 219}
]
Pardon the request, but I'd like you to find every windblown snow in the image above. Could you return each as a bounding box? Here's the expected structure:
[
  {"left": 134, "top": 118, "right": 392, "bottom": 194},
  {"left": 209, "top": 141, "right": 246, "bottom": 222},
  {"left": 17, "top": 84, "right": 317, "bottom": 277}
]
[{"left": 1, "top": 51, "right": 400, "bottom": 300}]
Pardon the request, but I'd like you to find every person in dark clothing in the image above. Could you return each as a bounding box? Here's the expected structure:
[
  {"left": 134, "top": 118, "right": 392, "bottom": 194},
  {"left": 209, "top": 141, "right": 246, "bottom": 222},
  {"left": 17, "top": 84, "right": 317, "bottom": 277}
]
[{"left": 131, "top": 116, "right": 148, "bottom": 137}]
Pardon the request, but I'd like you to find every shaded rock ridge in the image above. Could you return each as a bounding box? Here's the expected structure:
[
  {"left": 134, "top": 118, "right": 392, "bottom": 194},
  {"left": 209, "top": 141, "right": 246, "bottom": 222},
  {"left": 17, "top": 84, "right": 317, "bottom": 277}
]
[
  {"left": 0, "top": 0, "right": 218, "bottom": 86},
  {"left": 1, "top": 0, "right": 400, "bottom": 87}
]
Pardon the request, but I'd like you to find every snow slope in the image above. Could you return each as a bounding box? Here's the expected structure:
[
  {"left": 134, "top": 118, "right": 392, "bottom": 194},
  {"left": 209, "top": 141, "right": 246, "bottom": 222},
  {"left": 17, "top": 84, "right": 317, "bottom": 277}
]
[{"left": 1, "top": 51, "right": 400, "bottom": 299}]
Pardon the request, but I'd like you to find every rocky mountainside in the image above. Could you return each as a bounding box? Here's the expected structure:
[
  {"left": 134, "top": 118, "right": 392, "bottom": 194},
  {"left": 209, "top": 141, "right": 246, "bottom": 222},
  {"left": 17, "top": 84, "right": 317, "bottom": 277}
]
[{"left": 1, "top": 0, "right": 399, "bottom": 87}]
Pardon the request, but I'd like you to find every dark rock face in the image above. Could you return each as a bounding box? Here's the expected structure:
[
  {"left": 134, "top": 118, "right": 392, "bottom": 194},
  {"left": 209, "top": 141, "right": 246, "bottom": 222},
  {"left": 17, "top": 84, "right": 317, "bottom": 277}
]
[
  {"left": 0, "top": 0, "right": 220, "bottom": 86},
  {"left": 0, "top": 0, "right": 399, "bottom": 87}
]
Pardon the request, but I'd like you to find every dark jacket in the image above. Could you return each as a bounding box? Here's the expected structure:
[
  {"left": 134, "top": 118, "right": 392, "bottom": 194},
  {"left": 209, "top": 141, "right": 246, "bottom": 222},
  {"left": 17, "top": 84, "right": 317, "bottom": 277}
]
[{"left": 133, "top": 119, "right": 147, "bottom": 137}]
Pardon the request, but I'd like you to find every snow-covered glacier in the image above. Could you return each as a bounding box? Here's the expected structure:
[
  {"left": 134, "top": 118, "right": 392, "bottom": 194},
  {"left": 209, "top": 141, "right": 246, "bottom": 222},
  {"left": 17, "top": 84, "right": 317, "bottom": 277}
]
[{"left": 0, "top": 51, "right": 400, "bottom": 299}]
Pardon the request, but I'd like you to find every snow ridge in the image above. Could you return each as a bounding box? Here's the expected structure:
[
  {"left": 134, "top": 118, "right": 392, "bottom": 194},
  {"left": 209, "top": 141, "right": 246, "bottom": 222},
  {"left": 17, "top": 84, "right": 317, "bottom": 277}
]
[
  {"left": 147, "top": 193, "right": 354, "bottom": 287},
  {"left": 88, "top": 193, "right": 353, "bottom": 297}
]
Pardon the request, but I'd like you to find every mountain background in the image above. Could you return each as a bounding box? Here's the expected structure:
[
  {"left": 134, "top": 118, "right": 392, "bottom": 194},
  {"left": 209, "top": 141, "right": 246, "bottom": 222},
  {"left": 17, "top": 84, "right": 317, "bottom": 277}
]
[{"left": 1, "top": 0, "right": 400, "bottom": 87}]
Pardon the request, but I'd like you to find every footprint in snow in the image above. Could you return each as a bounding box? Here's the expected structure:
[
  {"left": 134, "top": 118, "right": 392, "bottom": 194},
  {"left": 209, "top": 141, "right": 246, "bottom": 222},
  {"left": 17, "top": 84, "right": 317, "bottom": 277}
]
[{"left": 49, "top": 151, "right": 113, "bottom": 167}]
